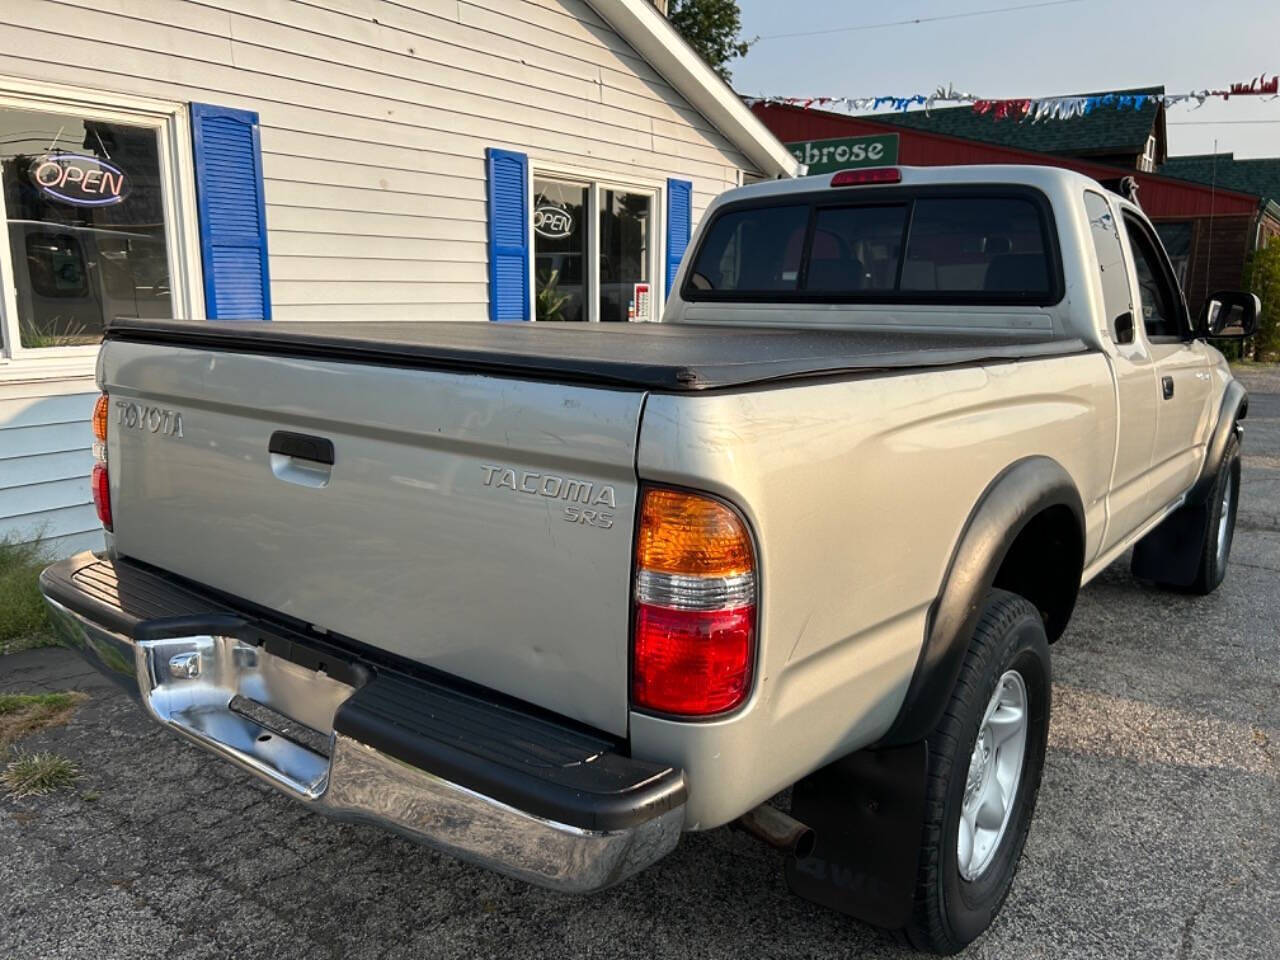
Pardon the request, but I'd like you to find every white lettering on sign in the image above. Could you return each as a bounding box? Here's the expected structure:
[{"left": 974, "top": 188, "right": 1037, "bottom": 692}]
[
  {"left": 787, "top": 135, "right": 898, "bottom": 173},
  {"left": 533, "top": 204, "right": 574, "bottom": 239},
  {"left": 30, "top": 154, "right": 129, "bottom": 207}
]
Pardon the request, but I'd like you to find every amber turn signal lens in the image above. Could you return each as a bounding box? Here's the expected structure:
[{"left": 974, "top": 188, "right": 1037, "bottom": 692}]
[
  {"left": 636, "top": 488, "right": 754, "bottom": 577},
  {"left": 92, "top": 393, "right": 109, "bottom": 443}
]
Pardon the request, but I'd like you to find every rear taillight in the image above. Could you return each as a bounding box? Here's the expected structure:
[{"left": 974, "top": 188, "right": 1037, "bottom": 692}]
[
  {"left": 632, "top": 487, "right": 756, "bottom": 716},
  {"left": 92, "top": 393, "right": 109, "bottom": 446},
  {"left": 92, "top": 462, "right": 112, "bottom": 530},
  {"left": 91, "top": 392, "right": 112, "bottom": 531}
]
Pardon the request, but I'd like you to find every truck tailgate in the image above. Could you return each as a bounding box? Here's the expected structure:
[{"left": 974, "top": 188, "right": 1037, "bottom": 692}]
[{"left": 101, "top": 340, "right": 641, "bottom": 737}]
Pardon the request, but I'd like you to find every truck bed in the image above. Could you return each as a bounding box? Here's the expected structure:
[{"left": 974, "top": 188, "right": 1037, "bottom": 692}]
[{"left": 106, "top": 317, "right": 1089, "bottom": 391}]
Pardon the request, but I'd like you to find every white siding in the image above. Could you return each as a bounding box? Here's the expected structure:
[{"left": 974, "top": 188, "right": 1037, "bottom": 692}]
[
  {"left": 0, "top": 379, "right": 103, "bottom": 558},
  {"left": 0, "top": 0, "right": 756, "bottom": 321}
]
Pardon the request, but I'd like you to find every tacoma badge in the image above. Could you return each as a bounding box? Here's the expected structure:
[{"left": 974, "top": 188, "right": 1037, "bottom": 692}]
[{"left": 481, "top": 464, "right": 615, "bottom": 529}]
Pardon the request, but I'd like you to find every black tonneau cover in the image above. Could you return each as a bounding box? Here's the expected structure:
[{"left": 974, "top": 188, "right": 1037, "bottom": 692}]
[{"left": 106, "top": 317, "right": 1089, "bottom": 391}]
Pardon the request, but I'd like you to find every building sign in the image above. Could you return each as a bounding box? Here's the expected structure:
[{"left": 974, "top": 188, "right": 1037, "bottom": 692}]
[
  {"left": 785, "top": 134, "right": 900, "bottom": 175},
  {"left": 533, "top": 203, "right": 574, "bottom": 239},
  {"left": 29, "top": 153, "right": 129, "bottom": 207}
]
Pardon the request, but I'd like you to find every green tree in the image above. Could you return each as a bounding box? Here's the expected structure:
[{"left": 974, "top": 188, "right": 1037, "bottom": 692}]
[
  {"left": 668, "top": 0, "right": 753, "bottom": 83},
  {"left": 1243, "top": 240, "right": 1280, "bottom": 361}
]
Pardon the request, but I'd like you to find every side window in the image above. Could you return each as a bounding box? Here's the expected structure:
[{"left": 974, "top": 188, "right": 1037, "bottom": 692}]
[
  {"left": 1122, "top": 214, "right": 1182, "bottom": 339},
  {"left": 1083, "top": 191, "right": 1132, "bottom": 339}
]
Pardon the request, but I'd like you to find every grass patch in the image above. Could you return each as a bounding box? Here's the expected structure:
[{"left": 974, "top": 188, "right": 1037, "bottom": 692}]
[
  {"left": 0, "top": 691, "right": 87, "bottom": 749},
  {"left": 0, "top": 536, "right": 57, "bottom": 655},
  {"left": 1, "top": 751, "right": 79, "bottom": 798}
]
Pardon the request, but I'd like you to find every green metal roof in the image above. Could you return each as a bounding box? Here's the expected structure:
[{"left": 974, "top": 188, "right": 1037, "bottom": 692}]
[
  {"left": 1159, "top": 153, "right": 1280, "bottom": 204},
  {"left": 866, "top": 86, "right": 1163, "bottom": 158}
]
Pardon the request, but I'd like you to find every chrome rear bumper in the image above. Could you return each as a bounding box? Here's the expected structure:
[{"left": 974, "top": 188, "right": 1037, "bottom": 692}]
[{"left": 42, "top": 561, "right": 684, "bottom": 894}]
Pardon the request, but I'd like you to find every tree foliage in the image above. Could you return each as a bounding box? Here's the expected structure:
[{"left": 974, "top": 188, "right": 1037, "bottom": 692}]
[
  {"left": 668, "top": 0, "right": 752, "bottom": 82},
  {"left": 1244, "top": 239, "right": 1280, "bottom": 361}
]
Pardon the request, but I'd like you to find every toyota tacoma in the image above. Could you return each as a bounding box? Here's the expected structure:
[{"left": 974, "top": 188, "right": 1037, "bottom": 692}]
[{"left": 41, "top": 165, "right": 1256, "bottom": 953}]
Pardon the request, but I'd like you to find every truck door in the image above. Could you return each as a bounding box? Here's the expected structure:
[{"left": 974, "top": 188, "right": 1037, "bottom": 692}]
[
  {"left": 1120, "top": 211, "right": 1213, "bottom": 511},
  {"left": 1083, "top": 190, "right": 1157, "bottom": 551}
]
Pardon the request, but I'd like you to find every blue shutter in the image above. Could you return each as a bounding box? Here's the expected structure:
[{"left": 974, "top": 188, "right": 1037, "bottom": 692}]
[
  {"left": 191, "top": 103, "right": 271, "bottom": 320},
  {"left": 486, "top": 148, "right": 530, "bottom": 322},
  {"left": 666, "top": 178, "right": 693, "bottom": 299}
]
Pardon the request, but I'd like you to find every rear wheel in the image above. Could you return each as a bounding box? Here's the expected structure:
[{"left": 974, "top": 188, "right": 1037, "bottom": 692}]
[
  {"left": 1131, "top": 432, "right": 1242, "bottom": 595},
  {"left": 1187, "top": 433, "right": 1241, "bottom": 595},
  {"left": 897, "top": 590, "right": 1050, "bottom": 954}
]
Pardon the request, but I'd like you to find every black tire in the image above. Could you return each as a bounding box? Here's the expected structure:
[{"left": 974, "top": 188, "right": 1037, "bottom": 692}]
[
  {"left": 897, "top": 590, "right": 1051, "bottom": 955},
  {"left": 1186, "top": 432, "right": 1241, "bottom": 595}
]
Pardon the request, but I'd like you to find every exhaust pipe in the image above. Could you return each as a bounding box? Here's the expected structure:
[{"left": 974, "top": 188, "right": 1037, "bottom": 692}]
[{"left": 736, "top": 803, "right": 815, "bottom": 859}]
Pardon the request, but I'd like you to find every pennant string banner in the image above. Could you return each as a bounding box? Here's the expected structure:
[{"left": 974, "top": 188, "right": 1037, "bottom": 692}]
[{"left": 744, "top": 74, "right": 1280, "bottom": 122}]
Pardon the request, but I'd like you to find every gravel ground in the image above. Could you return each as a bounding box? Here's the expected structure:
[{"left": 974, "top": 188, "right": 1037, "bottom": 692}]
[{"left": 2, "top": 369, "right": 1278, "bottom": 960}]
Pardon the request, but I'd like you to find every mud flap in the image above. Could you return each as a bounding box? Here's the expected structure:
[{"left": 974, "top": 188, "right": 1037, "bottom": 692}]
[
  {"left": 1130, "top": 500, "right": 1210, "bottom": 588},
  {"left": 785, "top": 741, "right": 928, "bottom": 928}
]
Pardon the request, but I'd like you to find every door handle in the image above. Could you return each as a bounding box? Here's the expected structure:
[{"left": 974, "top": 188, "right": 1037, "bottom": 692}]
[
  {"left": 268, "top": 431, "right": 334, "bottom": 489},
  {"left": 1161, "top": 375, "right": 1175, "bottom": 400},
  {"left": 268, "top": 431, "right": 334, "bottom": 465}
]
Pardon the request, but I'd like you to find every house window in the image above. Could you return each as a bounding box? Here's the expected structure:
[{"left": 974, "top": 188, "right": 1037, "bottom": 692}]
[
  {"left": 0, "top": 85, "right": 195, "bottom": 372},
  {"left": 533, "top": 177, "right": 588, "bottom": 322},
  {"left": 533, "top": 174, "right": 656, "bottom": 322},
  {"left": 599, "top": 189, "right": 652, "bottom": 322},
  {"left": 1140, "top": 135, "right": 1157, "bottom": 173}
]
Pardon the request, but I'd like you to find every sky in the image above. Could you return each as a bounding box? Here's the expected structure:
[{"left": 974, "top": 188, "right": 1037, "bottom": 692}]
[{"left": 732, "top": 0, "right": 1280, "bottom": 160}]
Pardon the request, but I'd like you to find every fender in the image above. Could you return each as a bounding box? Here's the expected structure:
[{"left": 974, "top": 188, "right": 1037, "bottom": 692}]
[
  {"left": 880, "top": 456, "right": 1084, "bottom": 746},
  {"left": 1188, "top": 378, "right": 1248, "bottom": 505},
  {"left": 785, "top": 459, "right": 1083, "bottom": 924}
]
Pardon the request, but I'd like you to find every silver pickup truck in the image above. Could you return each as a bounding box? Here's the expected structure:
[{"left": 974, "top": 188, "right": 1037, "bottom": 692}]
[{"left": 41, "top": 166, "right": 1256, "bottom": 954}]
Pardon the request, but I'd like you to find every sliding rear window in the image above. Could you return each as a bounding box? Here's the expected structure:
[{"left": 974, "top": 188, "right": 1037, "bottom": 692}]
[{"left": 683, "top": 187, "right": 1061, "bottom": 305}]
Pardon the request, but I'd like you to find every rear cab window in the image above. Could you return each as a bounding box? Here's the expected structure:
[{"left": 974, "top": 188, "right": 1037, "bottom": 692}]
[{"left": 684, "top": 186, "right": 1061, "bottom": 305}]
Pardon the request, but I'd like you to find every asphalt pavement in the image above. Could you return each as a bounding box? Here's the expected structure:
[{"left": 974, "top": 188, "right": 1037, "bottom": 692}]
[{"left": 2, "top": 369, "right": 1278, "bottom": 960}]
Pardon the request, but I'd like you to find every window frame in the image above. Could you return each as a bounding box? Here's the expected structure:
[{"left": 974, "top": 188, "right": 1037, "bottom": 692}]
[
  {"left": 1119, "top": 208, "right": 1193, "bottom": 343},
  {"left": 0, "top": 75, "right": 203, "bottom": 382},
  {"left": 527, "top": 161, "right": 663, "bottom": 323},
  {"left": 1140, "top": 135, "right": 1157, "bottom": 173},
  {"left": 680, "top": 184, "right": 1066, "bottom": 308}
]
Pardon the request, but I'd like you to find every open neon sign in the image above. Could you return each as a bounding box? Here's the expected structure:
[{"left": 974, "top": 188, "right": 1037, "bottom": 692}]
[{"left": 30, "top": 154, "right": 129, "bottom": 207}]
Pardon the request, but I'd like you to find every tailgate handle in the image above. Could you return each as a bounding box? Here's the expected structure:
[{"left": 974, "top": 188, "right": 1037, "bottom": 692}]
[{"left": 269, "top": 431, "right": 334, "bottom": 465}]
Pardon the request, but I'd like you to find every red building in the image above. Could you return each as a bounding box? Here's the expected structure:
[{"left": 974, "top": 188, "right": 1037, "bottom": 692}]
[{"left": 753, "top": 99, "right": 1280, "bottom": 313}]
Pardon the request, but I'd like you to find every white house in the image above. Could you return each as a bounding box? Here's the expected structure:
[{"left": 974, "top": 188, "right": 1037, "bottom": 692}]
[{"left": 0, "top": 0, "right": 798, "bottom": 558}]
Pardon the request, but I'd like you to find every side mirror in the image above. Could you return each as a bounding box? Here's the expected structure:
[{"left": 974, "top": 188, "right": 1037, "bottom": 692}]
[{"left": 1199, "top": 290, "right": 1260, "bottom": 339}]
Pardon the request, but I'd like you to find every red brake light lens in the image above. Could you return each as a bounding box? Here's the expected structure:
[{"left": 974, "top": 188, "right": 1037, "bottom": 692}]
[
  {"left": 632, "top": 487, "right": 756, "bottom": 717},
  {"left": 91, "top": 462, "right": 112, "bottom": 531},
  {"left": 633, "top": 604, "right": 754, "bottom": 715},
  {"left": 830, "top": 167, "right": 901, "bottom": 187}
]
